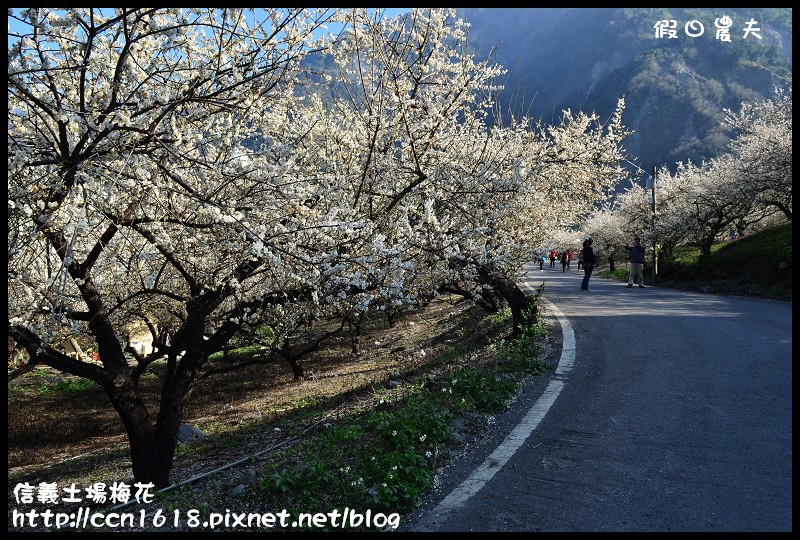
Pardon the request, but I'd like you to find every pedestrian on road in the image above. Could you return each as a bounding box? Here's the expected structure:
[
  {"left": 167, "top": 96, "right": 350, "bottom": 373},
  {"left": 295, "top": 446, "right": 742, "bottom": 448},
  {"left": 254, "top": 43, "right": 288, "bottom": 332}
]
[
  {"left": 580, "top": 238, "right": 596, "bottom": 291},
  {"left": 625, "top": 237, "right": 646, "bottom": 288},
  {"left": 560, "top": 251, "right": 569, "bottom": 272},
  {"left": 549, "top": 250, "right": 557, "bottom": 268},
  {"left": 577, "top": 251, "right": 584, "bottom": 271},
  {"left": 566, "top": 249, "right": 573, "bottom": 269},
  {"left": 539, "top": 254, "right": 546, "bottom": 270}
]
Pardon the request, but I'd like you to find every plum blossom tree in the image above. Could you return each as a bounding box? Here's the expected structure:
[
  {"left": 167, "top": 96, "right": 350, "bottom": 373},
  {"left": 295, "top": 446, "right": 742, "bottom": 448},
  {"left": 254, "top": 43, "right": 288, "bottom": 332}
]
[
  {"left": 8, "top": 7, "right": 340, "bottom": 486},
  {"left": 724, "top": 88, "right": 792, "bottom": 222},
  {"left": 291, "top": 9, "right": 630, "bottom": 334},
  {"left": 650, "top": 157, "right": 768, "bottom": 257}
]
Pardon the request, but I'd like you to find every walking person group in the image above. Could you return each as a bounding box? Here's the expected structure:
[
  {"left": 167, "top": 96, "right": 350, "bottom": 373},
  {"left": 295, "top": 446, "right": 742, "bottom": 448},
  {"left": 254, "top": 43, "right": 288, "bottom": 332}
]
[
  {"left": 540, "top": 249, "right": 574, "bottom": 272},
  {"left": 533, "top": 236, "right": 646, "bottom": 292}
]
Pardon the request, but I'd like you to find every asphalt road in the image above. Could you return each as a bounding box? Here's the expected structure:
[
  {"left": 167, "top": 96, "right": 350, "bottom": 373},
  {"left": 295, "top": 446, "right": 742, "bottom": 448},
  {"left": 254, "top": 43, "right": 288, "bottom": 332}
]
[{"left": 400, "top": 262, "right": 792, "bottom": 532}]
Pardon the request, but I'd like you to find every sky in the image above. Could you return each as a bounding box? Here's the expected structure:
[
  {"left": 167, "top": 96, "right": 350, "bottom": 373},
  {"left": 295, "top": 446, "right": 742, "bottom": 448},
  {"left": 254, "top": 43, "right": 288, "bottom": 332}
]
[{"left": 8, "top": 8, "right": 413, "bottom": 46}]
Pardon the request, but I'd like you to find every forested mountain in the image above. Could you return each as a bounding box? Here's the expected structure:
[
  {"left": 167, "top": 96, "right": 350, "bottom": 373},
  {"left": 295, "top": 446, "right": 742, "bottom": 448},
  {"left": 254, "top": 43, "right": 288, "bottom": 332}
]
[{"left": 457, "top": 8, "right": 792, "bottom": 174}]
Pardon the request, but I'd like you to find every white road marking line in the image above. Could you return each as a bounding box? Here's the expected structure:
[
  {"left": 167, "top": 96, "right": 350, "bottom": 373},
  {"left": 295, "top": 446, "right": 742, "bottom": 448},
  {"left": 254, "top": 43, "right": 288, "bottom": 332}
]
[{"left": 417, "top": 293, "right": 574, "bottom": 527}]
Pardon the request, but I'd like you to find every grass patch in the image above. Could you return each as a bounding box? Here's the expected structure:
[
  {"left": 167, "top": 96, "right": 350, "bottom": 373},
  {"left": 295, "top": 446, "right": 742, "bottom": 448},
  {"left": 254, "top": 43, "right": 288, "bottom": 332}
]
[
  {"left": 606, "top": 267, "right": 630, "bottom": 282},
  {"left": 663, "top": 222, "right": 790, "bottom": 277},
  {"left": 207, "top": 343, "right": 265, "bottom": 362},
  {"left": 34, "top": 378, "right": 98, "bottom": 396},
  {"left": 698, "top": 222, "right": 790, "bottom": 272},
  {"left": 259, "top": 387, "right": 451, "bottom": 523}
]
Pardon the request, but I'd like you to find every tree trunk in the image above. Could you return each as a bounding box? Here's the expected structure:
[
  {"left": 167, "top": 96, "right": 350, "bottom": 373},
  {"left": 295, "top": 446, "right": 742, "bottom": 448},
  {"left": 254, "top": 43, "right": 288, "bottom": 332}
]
[
  {"left": 385, "top": 307, "right": 401, "bottom": 327},
  {"left": 103, "top": 373, "right": 186, "bottom": 488},
  {"left": 498, "top": 282, "right": 532, "bottom": 338},
  {"left": 348, "top": 313, "right": 363, "bottom": 356},
  {"left": 121, "top": 299, "right": 236, "bottom": 487},
  {"left": 478, "top": 265, "right": 534, "bottom": 337},
  {"left": 127, "top": 422, "right": 178, "bottom": 489},
  {"left": 286, "top": 356, "right": 305, "bottom": 381},
  {"left": 700, "top": 235, "right": 715, "bottom": 257},
  {"left": 657, "top": 249, "right": 666, "bottom": 268},
  {"left": 438, "top": 283, "right": 500, "bottom": 314}
]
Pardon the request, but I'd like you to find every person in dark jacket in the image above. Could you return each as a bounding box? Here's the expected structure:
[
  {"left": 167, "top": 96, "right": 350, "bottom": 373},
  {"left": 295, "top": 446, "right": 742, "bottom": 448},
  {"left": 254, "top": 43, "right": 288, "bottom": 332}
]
[
  {"left": 625, "top": 236, "right": 646, "bottom": 288},
  {"left": 580, "top": 238, "right": 596, "bottom": 291}
]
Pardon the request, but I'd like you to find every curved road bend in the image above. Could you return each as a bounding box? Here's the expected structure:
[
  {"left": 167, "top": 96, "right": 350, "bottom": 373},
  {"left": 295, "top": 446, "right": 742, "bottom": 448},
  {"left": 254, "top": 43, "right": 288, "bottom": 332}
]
[{"left": 401, "top": 262, "right": 792, "bottom": 532}]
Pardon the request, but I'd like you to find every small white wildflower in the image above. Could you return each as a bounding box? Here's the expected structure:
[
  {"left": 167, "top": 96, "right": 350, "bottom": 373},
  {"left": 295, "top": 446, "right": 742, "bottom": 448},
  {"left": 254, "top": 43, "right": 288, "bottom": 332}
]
[
  {"left": 392, "top": 466, "right": 397, "bottom": 470},
  {"left": 274, "top": 427, "right": 281, "bottom": 432},
  {"left": 392, "top": 430, "right": 397, "bottom": 436},
  {"left": 382, "top": 483, "right": 387, "bottom": 488},
  {"left": 419, "top": 434, "right": 427, "bottom": 442},
  {"left": 425, "top": 451, "right": 432, "bottom": 458}
]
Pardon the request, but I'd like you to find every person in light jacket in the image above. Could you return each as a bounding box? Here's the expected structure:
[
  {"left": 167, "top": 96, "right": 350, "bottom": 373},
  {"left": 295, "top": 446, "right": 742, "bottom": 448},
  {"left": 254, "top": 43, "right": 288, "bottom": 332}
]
[{"left": 625, "top": 237, "right": 646, "bottom": 288}]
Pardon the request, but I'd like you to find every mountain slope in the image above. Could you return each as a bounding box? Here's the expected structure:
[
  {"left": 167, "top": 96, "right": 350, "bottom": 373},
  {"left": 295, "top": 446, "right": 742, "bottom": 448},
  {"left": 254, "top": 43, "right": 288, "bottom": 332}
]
[{"left": 458, "top": 8, "right": 792, "bottom": 173}]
